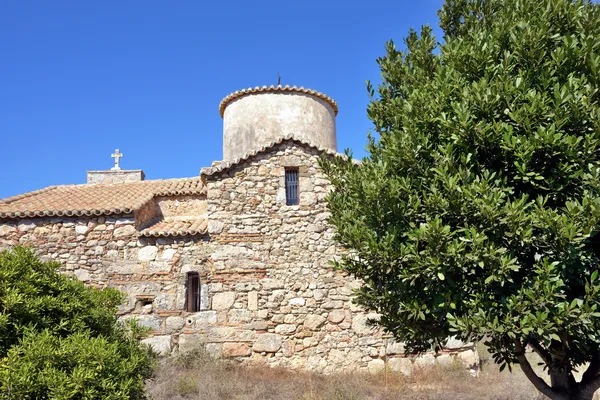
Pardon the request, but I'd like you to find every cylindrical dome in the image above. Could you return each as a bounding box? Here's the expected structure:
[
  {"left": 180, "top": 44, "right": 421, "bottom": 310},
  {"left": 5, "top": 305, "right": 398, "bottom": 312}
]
[{"left": 219, "top": 85, "right": 337, "bottom": 161}]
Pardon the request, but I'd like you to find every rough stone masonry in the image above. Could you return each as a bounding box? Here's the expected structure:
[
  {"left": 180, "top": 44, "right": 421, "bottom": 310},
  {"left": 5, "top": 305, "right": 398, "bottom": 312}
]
[{"left": 0, "top": 85, "right": 478, "bottom": 374}]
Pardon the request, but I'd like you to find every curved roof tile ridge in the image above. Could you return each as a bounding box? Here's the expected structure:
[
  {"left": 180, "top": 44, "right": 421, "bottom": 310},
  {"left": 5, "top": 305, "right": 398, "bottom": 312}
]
[
  {"left": 201, "top": 135, "right": 344, "bottom": 176},
  {"left": 219, "top": 84, "right": 338, "bottom": 117}
]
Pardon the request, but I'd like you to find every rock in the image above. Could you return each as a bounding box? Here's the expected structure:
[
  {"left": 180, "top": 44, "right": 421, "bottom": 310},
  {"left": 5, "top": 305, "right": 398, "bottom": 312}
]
[
  {"left": 75, "top": 225, "right": 89, "bottom": 235},
  {"left": 166, "top": 316, "right": 185, "bottom": 333},
  {"left": 187, "top": 311, "right": 217, "bottom": 326},
  {"left": 304, "top": 314, "right": 326, "bottom": 330},
  {"left": 328, "top": 310, "right": 345, "bottom": 324},
  {"left": 205, "top": 343, "right": 222, "bottom": 358},
  {"left": 113, "top": 225, "right": 136, "bottom": 237},
  {"left": 212, "top": 292, "right": 236, "bottom": 310},
  {"left": 222, "top": 342, "right": 251, "bottom": 357},
  {"left": 248, "top": 291, "right": 258, "bottom": 311},
  {"left": 74, "top": 268, "right": 90, "bottom": 281},
  {"left": 368, "top": 359, "right": 385, "bottom": 374},
  {"left": 160, "top": 249, "right": 177, "bottom": 261},
  {"left": 436, "top": 354, "right": 454, "bottom": 366},
  {"left": 253, "top": 333, "right": 282, "bottom": 353},
  {"left": 289, "top": 297, "right": 305, "bottom": 306},
  {"left": 178, "top": 334, "right": 204, "bottom": 353},
  {"left": 142, "top": 336, "right": 171, "bottom": 356},
  {"left": 262, "top": 279, "right": 284, "bottom": 290},
  {"left": 274, "top": 324, "right": 297, "bottom": 334},
  {"left": 229, "top": 309, "right": 253, "bottom": 323},
  {"left": 138, "top": 246, "right": 158, "bottom": 261},
  {"left": 352, "top": 313, "right": 380, "bottom": 335},
  {"left": 207, "top": 220, "right": 224, "bottom": 234},
  {"left": 458, "top": 349, "right": 479, "bottom": 368},
  {"left": 444, "top": 336, "right": 473, "bottom": 349},
  {"left": 0, "top": 224, "right": 16, "bottom": 236},
  {"left": 386, "top": 341, "right": 405, "bottom": 355},
  {"left": 415, "top": 354, "right": 436, "bottom": 368},
  {"left": 132, "top": 315, "right": 161, "bottom": 331},
  {"left": 389, "top": 358, "right": 413, "bottom": 375},
  {"left": 17, "top": 220, "right": 36, "bottom": 232},
  {"left": 313, "top": 289, "right": 328, "bottom": 301}
]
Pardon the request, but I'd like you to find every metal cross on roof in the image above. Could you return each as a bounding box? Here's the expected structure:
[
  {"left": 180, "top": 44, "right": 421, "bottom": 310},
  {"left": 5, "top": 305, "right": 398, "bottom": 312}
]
[{"left": 111, "top": 149, "right": 123, "bottom": 170}]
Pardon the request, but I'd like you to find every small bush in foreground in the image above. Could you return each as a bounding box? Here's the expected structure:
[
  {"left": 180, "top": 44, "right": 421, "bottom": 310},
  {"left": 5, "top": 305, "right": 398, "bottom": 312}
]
[{"left": 0, "top": 247, "right": 154, "bottom": 399}]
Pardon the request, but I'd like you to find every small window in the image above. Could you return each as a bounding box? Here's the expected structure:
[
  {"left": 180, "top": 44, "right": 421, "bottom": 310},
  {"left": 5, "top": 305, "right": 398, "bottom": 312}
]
[
  {"left": 186, "top": 272, "right": 200, "bottom": 312},
  {"left": 285, "top": 168, "right": 299, "bottom": 205}
]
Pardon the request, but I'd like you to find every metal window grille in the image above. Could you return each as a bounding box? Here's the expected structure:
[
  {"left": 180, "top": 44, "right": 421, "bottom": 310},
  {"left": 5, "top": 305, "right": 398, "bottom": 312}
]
[
  {"left": 187, "top": 273, "right": 200, "bottom": 312},
  {"left": 285, "top": 168, "right": 299, "bottom": 205}
]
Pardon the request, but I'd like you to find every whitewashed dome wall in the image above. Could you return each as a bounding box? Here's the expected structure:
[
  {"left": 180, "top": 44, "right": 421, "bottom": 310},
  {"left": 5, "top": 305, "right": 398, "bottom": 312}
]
[{"left": 219, "top": 85, "right": 338, "bottom": 161}]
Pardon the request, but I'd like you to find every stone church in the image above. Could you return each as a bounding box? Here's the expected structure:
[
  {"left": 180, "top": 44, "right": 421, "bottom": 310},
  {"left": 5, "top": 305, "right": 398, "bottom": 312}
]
[{"left": 0, "top": 85, "right": 476, "bottom": 373}]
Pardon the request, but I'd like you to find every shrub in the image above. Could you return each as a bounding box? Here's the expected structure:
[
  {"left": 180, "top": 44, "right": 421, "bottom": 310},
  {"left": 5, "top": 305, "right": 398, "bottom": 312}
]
[{"left": 0, "top": 247, "right": 154, "bottom": 399}]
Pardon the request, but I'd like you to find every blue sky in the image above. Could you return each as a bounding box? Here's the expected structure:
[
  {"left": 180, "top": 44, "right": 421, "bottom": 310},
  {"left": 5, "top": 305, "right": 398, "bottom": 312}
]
[{"left": 0, "top": 0, "right": 444, "bottom": 199}]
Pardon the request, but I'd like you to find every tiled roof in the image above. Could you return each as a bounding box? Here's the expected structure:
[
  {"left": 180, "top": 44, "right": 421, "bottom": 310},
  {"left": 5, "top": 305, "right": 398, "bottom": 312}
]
[
  {"left": 0, "top": 178, "right": 205, "bottom": 219},
  {"left": 201, "top": 135, "right": 353, "bottom": 177},
  {"left": 219, "top": 85, "right": 338, "bottom": 117},
  {"left": 139, "top": 218, "right": 208, "bottom": 237}
]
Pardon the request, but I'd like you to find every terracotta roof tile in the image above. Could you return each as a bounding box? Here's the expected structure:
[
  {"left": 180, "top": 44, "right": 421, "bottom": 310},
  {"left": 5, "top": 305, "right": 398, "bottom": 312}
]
[
  {"left": 219, "top": 85, "right": 338, "bottom": 117},
  {"left": 139, "top": 218, "right": 208, "bottom": 237},
  {"left": 0, "top": 178, "right": 205, "bottom": 219}
]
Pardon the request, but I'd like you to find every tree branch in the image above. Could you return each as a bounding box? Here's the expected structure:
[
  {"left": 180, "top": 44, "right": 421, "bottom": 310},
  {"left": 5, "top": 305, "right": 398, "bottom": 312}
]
[
  {"left": 580, "top": 352, "right": 600, "bottom": 391},
  {"left": 514, "top": 338, "right": 566, "bottom": 400},
  {"left": 527, "top": 338, "right": 552, "bottom": 366},
  {"left": 579, "top": 372, "right": 600, "bottom": 400}
]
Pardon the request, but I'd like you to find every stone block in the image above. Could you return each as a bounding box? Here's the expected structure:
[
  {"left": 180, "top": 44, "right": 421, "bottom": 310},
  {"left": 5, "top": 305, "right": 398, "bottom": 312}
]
[
  {"left": 17, "top": 220, "right": 36, "bottom": 232},
  {"left": 187, "top": 311, "right": 217, "bottom": 326},
  {"left": 138, "top": 246, "right": 158, "bottom": 261},
  {"left": 248, "top": 291, "right": 258, "bottom": 311},
  {"left": 75, "top": 225, "right": 89, "bottom": 235},
  {"left": 458, "top": 349, "right": 479, "bottom": 368},
  {"left": 74, "top": 269, "right": 90, "bottom": 282},
  {"left": 114, "top": 225, "right": 136, "bottom": 237},
  {"left": 415, "top": 354, "right": 436, "bottom": 368},
  {"left": 222, "top": 342, "right": 251, "bottom": 357},
  {"left": 274, "top": 324, "right": 296, "bottom": 334},
  {"left": 261, "top": 279, "right": 284, "bottom": 290},
  {"left": 352, "top": 313, "right": 380, "bottom": 335},
  {"left": 229, "top": 309, "right": 253, "bottom": 323},
  {"left": 178, "top": 333, "right": 204, "bottom": 353},
  {"left": 289, "top": 297, "right": 305, "bottom": 306},
  {"left": 165, "top": 316, "right": 185, "bottom": 333},
  {"left": 386, "top": 341, "right": 405, "bottom": 355},
  {"left": 304, "top": 314, "right": 326, "bottom": 330},
  {"left": 132, "top": 315, "right": 161, "bottom": 331},
  {"left": 142, "top": 335, "right": 171, "bottom": 356},
  {"left": 205, "top": 343, "right": 222, "bottom": 359},
  {"left": 389, "top": 358, "right": 413, "bottom": 375},
  {"left": 160, "top": 248, "right": 177, "bottom": 261},
  {"left": 444, "top": 336, "right": 473, "bottom": 349},
  {"left": 212, "top": 292, "right": 236, "bottom": 310},
  {"left": 368, "top": 359, "right": 385, "bottom": 374},
  {"left": 253, "top": 333, "right": 282, "bottom": 353},
  {"left": 328, "top": 310, "right": 345, "bottom": 324},
  {"left": 200, "top": 284, "right": 210, "bottom": 310}
]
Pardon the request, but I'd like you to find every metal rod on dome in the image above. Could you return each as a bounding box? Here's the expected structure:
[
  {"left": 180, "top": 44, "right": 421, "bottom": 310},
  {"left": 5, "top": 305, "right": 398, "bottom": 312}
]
[{"left": 278, "top": 73, "right": 281, "bottom": 86}]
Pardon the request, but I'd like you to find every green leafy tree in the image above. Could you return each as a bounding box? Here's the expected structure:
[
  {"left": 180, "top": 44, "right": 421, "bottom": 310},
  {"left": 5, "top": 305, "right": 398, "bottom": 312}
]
[
  {"left": 0, "top": 247, "right": 154, "bottom": 399},
  {"left": 322, "top": 0, "right": 600, "bottom": 398}
]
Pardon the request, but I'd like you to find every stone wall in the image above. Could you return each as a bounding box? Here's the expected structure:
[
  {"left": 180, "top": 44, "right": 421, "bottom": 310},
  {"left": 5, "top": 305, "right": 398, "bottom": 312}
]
[{"left": 0, "top": 142, "right": 478, "bottom": 374}]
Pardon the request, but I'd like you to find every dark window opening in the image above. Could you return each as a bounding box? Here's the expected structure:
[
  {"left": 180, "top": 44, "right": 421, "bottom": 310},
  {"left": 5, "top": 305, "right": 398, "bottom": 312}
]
[
  {"left": 285, "top": 168, "right": 299, "bottom": 205},
  {"left": 186, "top": 272, "right": 200, "bottom": 312}
]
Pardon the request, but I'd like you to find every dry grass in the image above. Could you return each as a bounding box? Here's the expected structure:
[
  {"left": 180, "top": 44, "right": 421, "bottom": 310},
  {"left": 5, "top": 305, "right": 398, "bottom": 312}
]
[{"left": 146, "top": 348, "right": 547, "bottom": 400}]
